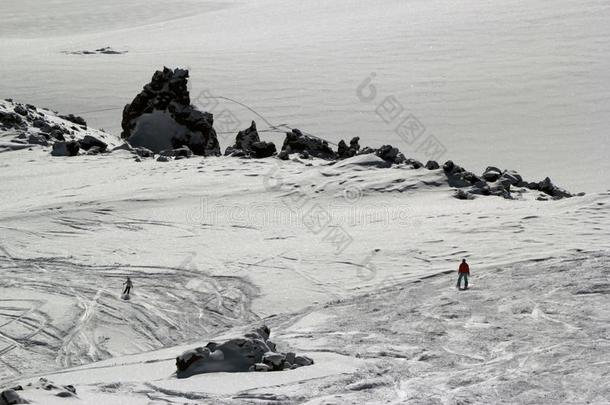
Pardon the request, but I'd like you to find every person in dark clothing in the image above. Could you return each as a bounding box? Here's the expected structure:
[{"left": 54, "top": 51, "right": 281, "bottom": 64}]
[
  {"left": 123, "top": 277, "right": 133, "bottom": 295},
  {"left": 457, "top": 259, "right": 470, "bottom": 290}
]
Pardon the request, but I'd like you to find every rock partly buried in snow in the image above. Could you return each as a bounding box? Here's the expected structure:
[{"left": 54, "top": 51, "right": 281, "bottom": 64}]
[
  {"left": 121, "top": 67, "right": 220, "bottom": 156},
  {"left": 425, "top": 160, "right": 440, "bottom": 170},
  {"left": 0, "top": 99, "right": 119, "bottom": 154},
  {"left": 499, "top": 170, "right": 523, "bottom": 187},
  {"left": 51, "top": 141, "right": 80, "bottom": 157},
  {"left": 59, "top": 114, "right": 87, "bottom": 127},
  {"left": 160, "top": 146, "right": 193, "bottom": 160},
  {"left": 538, "top": 177, "right": 572, "bottom": 198},
  {"left": 225, "top": 121, "right": 277, "bottom": 158},
  {"left": 0, "top": 389, "right": 29, "bottom": 405},
  {"left": 482, "top": 166, "right": 502, "bottom": 182},
  {"left": 63, "top": 47, "right": 127, "bottom": 56},
  {"left": 443, "top": 160, "right": 481, "bottom": 188},
  {"left": 175, "top": 326, "right": 313, "bottom": 378},
  {"left": 79, "top": 135, "right": 108, "bottom": 152},
  {"left": 250, "top": 141, "right": 277, "bottom": 158},
  {"left": 281, "top": 129, "right": 336, "bottom": 160},
  {"left": 27, "top": 133, "right": 49, "bottom": 146},
  {"left": 333, "top": 154, "right": 392, "bottom": 169},
  {"left": 374, "top": 144, "right": 406, "bottom": 165}
]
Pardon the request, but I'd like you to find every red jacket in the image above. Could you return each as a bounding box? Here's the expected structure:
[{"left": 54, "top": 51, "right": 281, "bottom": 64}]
[{"left": 459, "top": 262, "right": 470, "bottom": 273}]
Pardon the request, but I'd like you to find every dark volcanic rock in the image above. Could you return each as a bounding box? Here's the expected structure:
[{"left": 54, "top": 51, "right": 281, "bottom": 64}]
[
  {"left": 278, "top": 149, "right": 290, "bottom": 160},
  {"left": 225, "top": 121, "right": 276, "bottom": 158},
  {"left": 51, "top": 140, "right": 80, "bottom": 157},
  {"left": 454, "top": 189, "right": 474, "bottom": 200},
  {"left": 0, "top": 388, "right": 28, "bottom": 404},
  {"left": 281, "top": 129, "right": 336, "bottom": 160},
  {"left": 482, "top": 166, "right": 502, "bottom": 182},
  {"left": 0, "top": 111, "right": 25, "bottom": 129},
  {"left": 176, "top": 326, "right": 313, "bottom": 378},
  {"left": 27, "top": 133, "right": 49, "bottom": 146},
  {"left": 337, "top": 137, "right": 361, "bottom": 159},
  {"left": 59, "top": 114, "right": 87, "bottom": 127},
  {"left": 121, "top": 67, "right": 220, "bottom": 156},
  {"left": 499, "top": 170, "right": 523, "bottom": 186},
  {"left": 443, "top": 160, "right": 481, "bottom": 188},
  {"left": 160, "top": 146, "right": 193, "bottom": 159},
  {"left": 405, "top": 158, "right": 423, "bottom": 169},
  {"left": 375, "top": 145, "right": 406, "bottom": 165},
  {"left": 13, "top": 105, "right": 28, "bottom": 116},
  {"left": 425, "top": 160, "right": 440, "bottom": 170},
  {"left": 234, "top": 121, "right": 260, "bottom": 152},
  {"left": 251, "top": 141, "right": 277, "bottom": 158},
  {"left": 79, "top": 135, "right": 108, "bottom": 152},
  {"left": 538, "top": 177, "right": 572, "bottom": 198}
]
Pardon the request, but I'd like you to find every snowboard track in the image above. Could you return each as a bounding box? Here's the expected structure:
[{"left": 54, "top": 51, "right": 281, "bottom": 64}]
[{"left": 0, "top": 255, "right": 259, "bottom": 382}]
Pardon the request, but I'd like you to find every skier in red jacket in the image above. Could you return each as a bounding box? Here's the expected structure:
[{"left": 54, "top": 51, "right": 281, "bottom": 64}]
[{"left": 457, "top": 259, "right": 470, "bottom": 290}]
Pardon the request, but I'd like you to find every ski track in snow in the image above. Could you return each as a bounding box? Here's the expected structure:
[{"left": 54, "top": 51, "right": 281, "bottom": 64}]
[
  {"left": 0, "top": 150, "right": 608, "bottom": 403},
  {"left": 0, "top": 254, "right": 259, "bottom": 381}
]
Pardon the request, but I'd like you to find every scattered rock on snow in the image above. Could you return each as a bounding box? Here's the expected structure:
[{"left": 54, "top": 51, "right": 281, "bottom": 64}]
[
  {"left": 374, "top": 144, "right": 406, "bottom": 165},
  {"left": 59, "top": 114, "right": 87, "bottom": 127},
  {"left": 27, "top": 133, "right": 49, "bottom": 146},
  {"left": 160, "top": 146, "right": 193, "bottom": 159},
  {"left": 176, "top": 326, "right": 313, "bottom": 378},
  {"left": 499, "top": 169, "right": 523, "bottom": 186},
  {"left": 249, "top": 363, "right": 271, "bottom": 372},
  {"left": 538, "top": 177, "right": 572, "bottom": 198},
  {"left": 63, "top": 47, "right": 127, "bottom": 56},
  {"left": 281, "top": 128, "right": 336, "bottom": 160},
  {"left": 51, "top": 140, "right": 80, "bottom": 157},
  {"left": 225, "top": 121, "right": 277, "bottom": 158},
  {"left": 79, "top": 135, "right": 108, "bottom": 152},
  {"left": 0, "top": 389, "right": 29, "bottom": 405}
]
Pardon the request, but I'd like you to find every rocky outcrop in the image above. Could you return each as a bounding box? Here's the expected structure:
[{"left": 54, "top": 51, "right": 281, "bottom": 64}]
[
  {"left": 443, "top": 162, "right": 576, "bottom": 200},
  {"left": 337, "top": 137, "right": 360, "bottom": 159},
  {"left": 281, "top": 129, "right": 336, "bottom": 160},
  {"left": 121, "top": 67, "right": 220, "bottom": 156},
  {"left": 0, "top": 99, "right": 118, "bottom": 155},
  {"left": 176, "top": 326, "right": 313, "bottom": 378},
  {"left": 374, "top": 145, "right": 406, "bottom": 165},
  {"left": 225, "top": 121, "right": 277, "bottom": 158}
]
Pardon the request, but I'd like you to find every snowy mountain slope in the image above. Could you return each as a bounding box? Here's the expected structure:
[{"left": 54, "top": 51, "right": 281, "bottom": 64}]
[
  {"left": 0, "top": 141, "right": 608, "bottom": 403},
  {"left": 1, "top": 0, "right": 609, "bottom": 191},
  {"left": 2, "top": 252, "right": 608, "bottom": 404}
]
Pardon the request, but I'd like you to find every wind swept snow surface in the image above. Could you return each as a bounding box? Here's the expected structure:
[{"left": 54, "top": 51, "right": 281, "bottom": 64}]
[{"left": 0, "top": 146, "right": 608, "bottom": 403}]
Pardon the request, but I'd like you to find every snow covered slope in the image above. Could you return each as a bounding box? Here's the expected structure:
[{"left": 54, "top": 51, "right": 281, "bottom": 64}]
[
  {"left": 0, "top": 144, "right": 608, "bottom": 403},
  {"left": 1, "top": 0, "right": 609, "bottom": 191}
]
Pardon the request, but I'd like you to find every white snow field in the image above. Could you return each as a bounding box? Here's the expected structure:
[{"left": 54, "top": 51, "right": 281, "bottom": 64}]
[
  {"left": 0, "top": 144, "right": 609, "bottom": 403},
  {"left": 0, "top": 0, "right": 609, "bottom": 192},
  {"left": 1, "top": 0, "right": 610, "bottom": 403}
]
